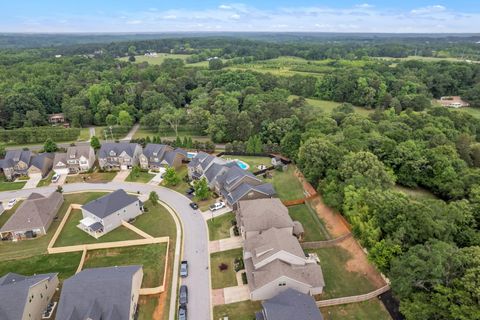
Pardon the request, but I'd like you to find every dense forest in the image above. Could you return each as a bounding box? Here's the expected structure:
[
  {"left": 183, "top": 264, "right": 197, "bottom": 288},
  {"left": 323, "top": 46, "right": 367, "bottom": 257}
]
[{"left": 0, "top": 35, "right": 479, "bottom": 319}]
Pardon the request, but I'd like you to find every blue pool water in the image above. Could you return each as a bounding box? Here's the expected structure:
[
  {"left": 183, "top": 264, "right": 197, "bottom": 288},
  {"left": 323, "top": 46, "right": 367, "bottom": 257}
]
[{"left": 235, "top": 160, "right": 249, "bottom": 170}]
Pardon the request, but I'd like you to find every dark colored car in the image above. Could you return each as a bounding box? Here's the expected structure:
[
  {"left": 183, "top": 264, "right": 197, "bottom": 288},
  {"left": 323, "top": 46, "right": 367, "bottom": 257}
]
[
  {"left": 186, "top": 187, "right": 195, "bottom": 195},
  {"left": 179, "top": 285, "right": 188, "bottom": 304},
  {"left": 180, "top": 260, "right": 188, "bottom": 277},
  {"left": 178, "top": 305, "right": 187, "bottom": 320},
  {"left": 189, "top": 202, "right": 199, "bottom": 210}
]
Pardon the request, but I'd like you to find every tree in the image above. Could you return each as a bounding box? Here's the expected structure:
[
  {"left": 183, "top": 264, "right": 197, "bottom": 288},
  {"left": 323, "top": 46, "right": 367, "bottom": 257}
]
[
  {"left": 208, "top": 58, "right": 224, "bottom": 70},
  {"left": 43, "top": 138, "right": 58, "bottom": 152},
  {"left": 160, "top": 106, "right": 185, "bottom": 137},
  {"left": 0, "top": 143, "right": 5, "bottom": 158},
  {"left": 193, "top": 177, "right": 211, "bottom": 200},
  {"left": 149, "top": 191, "right": 159, "bottom": 205},
  {"left": 163, "top": 167, "right": 180, "bottom": 186},
  {"left": 90, "top": 135, "right": 101, "bottom": 150},
  {"left": 106, "top": 114, "right": 117, "bottom": 126},
  {"left": 128, "top": 55, "right": 136, "bottom": 62},
  {"left": 117, "top": 110, "right": 133, "bottom": 127}
]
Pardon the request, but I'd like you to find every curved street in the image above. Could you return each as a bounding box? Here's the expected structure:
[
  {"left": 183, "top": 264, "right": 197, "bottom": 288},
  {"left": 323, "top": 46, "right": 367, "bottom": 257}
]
[{"left": 0, "top": 181, "right": 211, "bottom": 320}]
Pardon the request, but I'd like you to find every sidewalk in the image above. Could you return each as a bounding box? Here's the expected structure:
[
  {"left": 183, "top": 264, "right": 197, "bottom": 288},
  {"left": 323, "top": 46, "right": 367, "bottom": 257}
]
[
  {"left": 112, "top": 170, "right": 130, "bottom": 182},
  {"left": 202, "top": 207, "right": 231, "bottom": 220}
]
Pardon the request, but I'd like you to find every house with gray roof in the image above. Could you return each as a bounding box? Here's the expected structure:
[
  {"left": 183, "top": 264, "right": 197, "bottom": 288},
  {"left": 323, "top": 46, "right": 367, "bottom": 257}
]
[
  {"left": 255, "top": 288, "right": 323, "bottom": 320},
  {"left": 56, "top": 266, "right": 143, "bottom": 320},
  {"left": 27, "top": 153, "right": 54, "bottom": 179},
  {"left": 0, "top": 272, "right": 59, "bottom": 320},
  {"left": 0, "top": 150, "right": 33, "bottom": 180},
  {"left": 98, "top": 142, "right": 142, "bottom": 171},
  {"left": 79, "top": 189, "right": 143, "bottom": 238},
  {"left": 187, "top": 151, "right": 223, "bottom": 180},
  {"left": 53, "top": 146, "right": 95, "bottom": 174},
  {"left": 0, "top": 192, "right": 64, "bottom": 240},
  {"left": 139, "top": 144, "right": 187, "bottom": 170}
]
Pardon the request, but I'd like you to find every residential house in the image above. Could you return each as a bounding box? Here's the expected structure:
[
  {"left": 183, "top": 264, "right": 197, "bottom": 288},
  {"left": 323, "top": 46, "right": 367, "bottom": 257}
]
[
  {"left": 437, "top": 96, "right": 470, "bottom": 108},
  {"left": 98, "top": 142, "right": 142, "bottom": 171},
  {"left": 53, "top": 146, "right": 95, "bottom": 175},
  {"left": 187, "top": 151, "right": 222, "bottom": 180},
  {"left": 79, "top": 189, "right": 143, "bottom": 238},
  {"left": 0, "top": 272, "right": 59, "bottom": 320},
  {"left": 255, "top": 288, "right": 323, "bottom": 320},
  {"left": 27, "top": 153, "right": 54, "bottom": 179},
  {"left": 48, "top": 113, "right": 66, "bottom": 124},
  {"left": 0, "top": 150, "right": 33, "bottom": 180},
  {"left": 56, "top": 266, "right": 143, "bottom": 320},
  {"left": 139, "top": 144, "right": 187, "bottom": 170},
  {"left": 244, "top": 227, "right": 324, "bottom": 300},
  {"left": 0, "top": 192, "right": 64, "bottom": 240}
]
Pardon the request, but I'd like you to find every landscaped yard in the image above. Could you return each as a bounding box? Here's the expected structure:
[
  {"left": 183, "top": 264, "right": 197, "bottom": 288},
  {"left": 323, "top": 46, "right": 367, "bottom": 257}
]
[
  {"left": 126, "top": 170, "right": 155, "bottom": 183},
  {"left": 213, "top": 300, "right": 262, "bottom": 320},
  {"left": 0, "top": 200, "right": 23, "bottom": 228},
  {"left": 263, "top": 166, "right": 305, "bottom": 201},
  {"left": 161, "top": 166, "right": 189, "bottom": 192},
  {"left": 0, "top": 252, "right": 82, "bottom": 280},
  {"left": 54, "top": 209, "right": 142, "bottom": 247},
  {"left": 83, "top": 243, "right": 167, "bottom": 288},
  {"left": 210, "top": 248, "right": 243, "bottom": 289},
  {"left": 132, "top": 200, "right": 177, "bottom": 239},
  {"left": 65, "top": 171, "right": 117, "bottom": 183},
  {"left": 289, "top": 204, "right": 329, "bottom": 241},
  {"left": 220, "top": 155, "right": 271, "bottom": 173},
  {"left": 320, "top": 299, "right": 391, "bottom": 320},
  {"left": 208, "top": 211, "right": 235, "bottom": 240},
  {"left": 0, "top": 179, "right": 26, "bottom": 191},
  {"left": 37, "top": 171, "right": 54, "bottom": 187},
  {"left": 306, "top": 247, "right": 377, "bottom": 299}
]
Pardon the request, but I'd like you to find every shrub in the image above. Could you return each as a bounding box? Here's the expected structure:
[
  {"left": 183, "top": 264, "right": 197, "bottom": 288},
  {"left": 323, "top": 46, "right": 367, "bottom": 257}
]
[{"left": 218, "top": 263, "right": 228, "bottom": 271}]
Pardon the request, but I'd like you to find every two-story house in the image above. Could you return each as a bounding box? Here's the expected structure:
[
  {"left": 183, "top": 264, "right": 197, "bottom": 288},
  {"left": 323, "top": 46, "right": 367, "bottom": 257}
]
[
  {"left": 139, "top": 144, "right": 187, "bottom": 170},
  {"left": 53, "top": 146, "right": 95, "bottom": 175},
  {"left": 0, "top": 150, "right": 33, "bottom": 180},
  {"left": 98, "top": 143, "right": 142, "bottom": 171}
]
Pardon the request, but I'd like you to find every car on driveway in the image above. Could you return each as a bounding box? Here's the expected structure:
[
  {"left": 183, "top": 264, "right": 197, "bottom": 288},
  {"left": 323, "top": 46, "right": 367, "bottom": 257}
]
[
  {"left": 179, "top": 285, "right": 188, "bottom": 304},
  {"left": 209, "top": 201, "right": 225, "bottom": 211},
  {"left": 6, "top": 198, "right": 17, "bottom": 209},
  {"left": 189, "top": 202, "right": 198, "bottom": 210},
  {"left": 180, "top": 260, "right": 188, "bottom": 277},
  {"left": 178, "top": 305, "right": 187, "bottom": 320},
  {"left": 51, "top": 173, "right": 60, "bottom": 183},
  {"left": 186, "top": 187, "right": 195, "bottom": 195}
]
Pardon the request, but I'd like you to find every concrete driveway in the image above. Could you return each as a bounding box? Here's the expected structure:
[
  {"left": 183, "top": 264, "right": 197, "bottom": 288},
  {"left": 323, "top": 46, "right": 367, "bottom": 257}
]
[
  {"left": 0, "top": 181, "right": 211, "bottom": 320},
  {"left": 21, "top": 175, "right": 42, "bottom": 189}
]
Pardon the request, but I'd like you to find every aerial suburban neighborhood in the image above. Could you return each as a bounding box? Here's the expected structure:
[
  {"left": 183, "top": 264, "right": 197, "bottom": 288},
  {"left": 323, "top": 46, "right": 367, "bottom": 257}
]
[{"left": 1, "top": 2, "right": 480, "bottom": 320}]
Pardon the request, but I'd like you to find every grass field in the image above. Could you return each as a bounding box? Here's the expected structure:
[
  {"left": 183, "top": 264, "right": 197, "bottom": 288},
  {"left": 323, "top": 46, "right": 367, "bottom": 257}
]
[
  {"left": 132, "top": 200, "right": 177, "bottom": 238},
  {"left": 289, "top": 204, "right": 329, "bottom": 241},
  {"left": 119, "top": 53, "right": 192, "bottom": 65},
  {"left": 208, "top": 211, "right": 235, "bottom": 240},
  {"left": 126, "top": 170, "right": 155, "bottom": 183},
  {"left": 377, "top": 55, "right": 479, "bottom": 64},
  {"left": 221, "top": 155, "right": 271, "bottom": 173},
  {"left": 213, "top": 300, "right": 262, "bottom": 320},
  {"left": 320, "top": 299, "right": 392, "bottom": 320},
  {"left": 306, "top": 247, "right": 376, "bottom": 299},
  {"left": 263, "top": 166, "right": 305, "bottom": 201},
  {"left": 0, "top": 180, "right": 26, "bottom": 191},
  {"left": 65, "top": 171, "right": 117, "bottom": 183},
  {"left": 393, "top": 185, "right": 438, "bottom": 200},
  {"left": 298, "top": 97, "right": 374, "bottom": 116},
  {"left": 138, "top": 296, "right": 160, "bottom": 320},
  {"left": 210, "top": 248, "right": 243, "bottom": 289},
  {"left": 83, "top": 243, "right": 167, "bottom": 288},
  {"left": 0, "top": 200, "right": 23, "bottom": 228},
  {"left": 455, "top": 107, "right": 480, "bottom": 119}
]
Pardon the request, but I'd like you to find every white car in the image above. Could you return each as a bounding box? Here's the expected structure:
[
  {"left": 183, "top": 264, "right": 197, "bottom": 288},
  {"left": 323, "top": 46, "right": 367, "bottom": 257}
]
[
  {"left": 209, "top": 201, "right": 226, "bottom": 211},
  {"left": 7, "top": 198, "right": 17, "bottom": 209},
  {"left": 51, "top": 173, "right": 60, "bottom": 183}
]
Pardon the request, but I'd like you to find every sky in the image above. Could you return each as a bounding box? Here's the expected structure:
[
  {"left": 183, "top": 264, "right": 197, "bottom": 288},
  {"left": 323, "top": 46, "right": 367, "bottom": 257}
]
[{"left": 1, "top": 1, "right": 480, "bottom": 33}]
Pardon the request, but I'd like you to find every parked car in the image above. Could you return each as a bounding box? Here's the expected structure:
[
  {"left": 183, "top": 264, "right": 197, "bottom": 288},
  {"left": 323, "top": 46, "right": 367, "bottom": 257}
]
[
  {"left": 189, "top": 202, "right": 198, "bottom": 210},
  {"left": 180, "top": 260, "right": 188, "bottom": 277},
  {"left": 179, "top": 285, "right": 188, "bottom": 304},
  {"left": 209, "top": 201, "right": 225, "bottom": 211},
  {"left": 186, "top": 187, "right": 195, "bottom": 195},
  {"left": 7, "top": 198, "right": 17, "bottom": 209},
  {"left": 178, "top": 305, "right": 187, "bottom": 320},
  {"left": 52, "top": 173, "right": 60, "bottom": 183}
]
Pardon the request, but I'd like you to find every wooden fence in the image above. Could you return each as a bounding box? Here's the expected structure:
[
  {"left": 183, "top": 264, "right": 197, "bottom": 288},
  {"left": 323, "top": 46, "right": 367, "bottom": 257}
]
[
  {"left": 316, "top": 285, "right": 391, "bottom": 307},
  {"left": 301, "top": 233, "right": 353, "bottom": 249}
]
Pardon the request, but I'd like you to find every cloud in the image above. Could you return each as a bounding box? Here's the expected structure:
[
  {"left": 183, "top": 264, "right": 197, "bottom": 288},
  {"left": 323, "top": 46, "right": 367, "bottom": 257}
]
[
  {"left": 230, "top": 14, "right": 240, "bottom": 20},
  {"left": 411, "top": 5, "right": 446, "bottom": 15},
  {"left": 163, "top": 15, "right": 177, "bottom": 20},
  {"left": 355, "top": 3, "right": 374, "bottom": 9},
  {"left": 219, "top": 5, "right": 232, "bottom": 10},
  {"left": 126, "top": 19, "right": 142, "bottom": 25}
]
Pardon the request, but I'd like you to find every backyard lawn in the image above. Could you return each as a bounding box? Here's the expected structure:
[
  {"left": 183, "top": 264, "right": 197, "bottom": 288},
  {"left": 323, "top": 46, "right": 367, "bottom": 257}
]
[
  {"left": 83, "top": 243, "right": 167, "bottom": 288},
  {"left": 161, "top": 166, "right": 189, "bottom": 193},
  {"left": 306, "top": 247, "right": 377, "bottom": 299},
  {"left": 210, "top": 248, "right": 243, "bottom": 289},
  {"left": 126, "top": 170, "right": 155, "bottom": 183},
  {"left": 320, "top": 299, "right": 391, "bottom": 320},
  {"left": 220, "top": 155, "right": 271, "bottom": 173},
  {"left": 263, "top": 166, "right": 305, "bottom": 201},
  {"left": 65, "top": 171, "right": 117, "bottom": 183},
  {"left": 0, "top": 252, "right": 82, "bottom": 280},
  {"left": 138, "top": 296, "right": 160, "bottom": 320},
  {"left": 0, "top": 200, "right": 23, "bottom": 228},
  {"left": 208, "top": 211, "right": 235, "bottom": 240},
  {"left": 289, "top": 204, "right": 329, "bottom": 241},
  {"left": 132, "top": 200, "right": 177, "bottom": 238},
  {"left": 213, "top": 300, "right": 262, "bottom": 320}
]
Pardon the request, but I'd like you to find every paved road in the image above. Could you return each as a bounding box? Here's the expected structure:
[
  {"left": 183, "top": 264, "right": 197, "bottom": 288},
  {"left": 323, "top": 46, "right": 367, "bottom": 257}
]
[{"left": 0, "top": 182, "right": 211, "bottom": 320}]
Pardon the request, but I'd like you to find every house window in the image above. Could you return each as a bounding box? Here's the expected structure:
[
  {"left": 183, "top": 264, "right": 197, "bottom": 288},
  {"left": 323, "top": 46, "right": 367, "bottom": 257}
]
[{"left": 278, "top": 281, "right": 286, "bottom": 286}]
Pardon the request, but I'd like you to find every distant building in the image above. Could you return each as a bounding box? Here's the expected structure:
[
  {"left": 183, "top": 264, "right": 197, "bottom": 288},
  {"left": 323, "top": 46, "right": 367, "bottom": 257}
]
[
  {"left": 437, "top": 96, "right": 470, "bottom": 108},
  {"left": 48, "top": 113, "right": 66, "bottom": 124},
  {"left": 56, "top": 266, "right": 143, "bottom": 320},
  {"left": 0, "top": 272, "right": 59, "bottom": 320}
]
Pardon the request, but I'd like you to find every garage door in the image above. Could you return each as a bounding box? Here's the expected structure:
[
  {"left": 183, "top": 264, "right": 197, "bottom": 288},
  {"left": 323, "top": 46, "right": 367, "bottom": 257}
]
[{"left": 54, "top": 168, "right": 69, "bottom": 175}]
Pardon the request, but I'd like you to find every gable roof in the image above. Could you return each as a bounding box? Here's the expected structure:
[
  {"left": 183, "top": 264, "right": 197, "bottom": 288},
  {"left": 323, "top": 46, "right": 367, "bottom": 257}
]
[
  {"left": 0, "top": 272, "right": 58, "bottom": 320},
  {"left": 0, "top": 192, "right": 64, "bottom": 233},
  {"left": 226, "top": 182, "right": 275, "bottom": 206},
  {"left": 67, "top": 145, "right": 93, "bottom": 159},
  {"left": 56, "top": 266, "right": 142, "bottom": 320},
  {"left": 53, "top": 152, "right": 68, "bottom": 168},
  {"left": 81, "top": 189, "right": 139, "bottom": 219},
  {"left": 237, "top": 198, "right": 293, "bottom": 232},
  {"left": 143, "top": 144, "right": 187, "bottom": 167},
  {"left": 29, "top": 153, "right": 53, "bottom": 170},
  {"left": 98, "top": 143, "right": 139, "bottom": 158},
  {"left": 261, "top": 289, "right": 323, "bottom": 320},
  {"left": 0, "top": 150, "right": 32, "bottom": 169}
]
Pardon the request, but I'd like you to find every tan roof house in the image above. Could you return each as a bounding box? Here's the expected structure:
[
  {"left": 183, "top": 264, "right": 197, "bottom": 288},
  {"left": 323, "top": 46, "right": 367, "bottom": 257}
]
[
  {"left": 0, "top": 192, "right": 64, "bottom": 240},
  {"left": 53, "top": 146, "right": 95, "bottom": 175},
  {"left": 27, "top": 153, "right": 54, "bottom": 179}
]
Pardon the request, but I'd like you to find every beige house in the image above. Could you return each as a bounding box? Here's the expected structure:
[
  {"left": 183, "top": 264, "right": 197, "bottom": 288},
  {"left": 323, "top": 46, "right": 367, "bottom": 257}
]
[
  {"left": 56, "top": 266, "right": 143, "bottom": 320},
  {"left": 27, "top": 153, "right": 54, "bottom": 179},
  {"left": 0, "top": 272, "right": 59, "bottom": 320},
  {"left": 53, "top": 146, "right": 95, "bottom": 174},
  {"left": 0, "top": 150, "right": 53, "bottom": 180},
  {"left": 139, "top": 144, "right": 187, "bottom": 170},
  {"left": 98, "top": 142, "right": 142, "bottom": 171},
  {"left": 437, "top": 96, "right": 470, "bottom": 108}
]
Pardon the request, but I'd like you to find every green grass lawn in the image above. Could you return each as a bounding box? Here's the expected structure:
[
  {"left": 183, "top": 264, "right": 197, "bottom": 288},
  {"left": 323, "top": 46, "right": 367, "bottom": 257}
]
[
  {"left": 301, "top": 97, "right": 374, "bottom": 116},
  {"left": 0, "top": 252, "right": 82, "bottom": 280},
  {"left": 119, "top": 53, "right": 192, "bottom": 65},
  {"left": 161, "top": 166, "right": 189, "bottom": 192},
  {"left": 263, "top": 166, "right": 305, "bottom": 201},
  {"left": 37, "top": 171, "right": 54, "bottom": 187},
  {"left": 320, "top": 299, "right": 392, "bottom": 320},
  {"left": 208, "top": 211, "right": 235, "bottom": 240},
  {"left": 138, "top": 296, "right": 159, "bottom": 320},
  {"left": 0, "top": 180, "right": 26, "bottom": 191},
  {"left": 83, "top": 243, "right": 167, "bottom": 288},
  {"left": 393, "top": 185, "right": 438, "bottom": 200},
  {"left": 456, "top": 107, "right": 480, "bottom": 119},
  {"left": 65, "top": 171, "right": 117, "bottom": 183},
  {"left": 77, "top": 127, "right": 91, "bottom": 141},
  {"left": 213, "top": 300, "right": 262, "bottom": 320},
  {"left": 289, "top": 204, "right": 329, "bottom": 241},
  {"left": 0, "top": 193, "right": 107, "bottom": 261},
  {"left": 0, "top": 200, "right": 23, "bottom": 228},
  {"left": 306, "top": 247, "right": 377, "bottom": 299},
  {"left": 221, "top": 155, "right": 271, "bottom": 173},
  {"left": 54, "top": 209, "right": 142, "bottom": 247},
  {"left": 132, "top": 200, "right": 177, "bottom": 238},
  {"left": 210, "top": 248, "right": 243, "bottom": 289},
  {"left": 126, "top": 170, "right": 155, "bottom": 183}
]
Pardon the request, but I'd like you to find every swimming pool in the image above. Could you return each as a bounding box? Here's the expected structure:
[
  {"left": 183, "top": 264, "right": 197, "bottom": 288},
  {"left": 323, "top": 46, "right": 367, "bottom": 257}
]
[
  {"left": 234, "top": 159, "right": 249, "bottom": 170},
  {"left": 187, "top": 152, "right": 197, "bottom": 159}
]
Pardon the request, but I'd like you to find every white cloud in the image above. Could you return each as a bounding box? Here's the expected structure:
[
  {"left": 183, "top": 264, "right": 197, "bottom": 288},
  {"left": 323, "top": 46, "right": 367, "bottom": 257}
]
[
  {"left": 219, "top": 5, "right": 232, "bottom": 10},
  {"left": 230, "top": 14, "right": 240, "bottom": 20},
  {"left": 163, "top": 15, "right": 177, "bottom": 20},
  {"left": 411, "top": 5, "right": 446, "bottom": 15},
  {"left": 355, "top": 3, "right": 374, "bottom": 8},
  {"left": 126, "top": 20, "right": 142, "bottom": 25}
]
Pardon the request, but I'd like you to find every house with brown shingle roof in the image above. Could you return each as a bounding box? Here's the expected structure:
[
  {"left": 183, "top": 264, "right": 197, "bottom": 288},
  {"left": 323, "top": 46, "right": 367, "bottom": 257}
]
[{"left": 0, "top": 192, "right": 64, "bottom": 240}]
